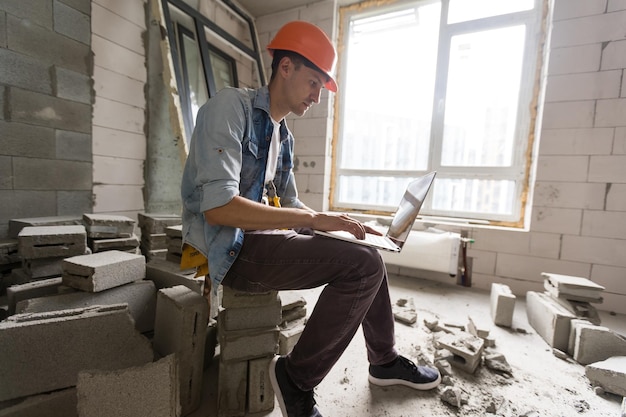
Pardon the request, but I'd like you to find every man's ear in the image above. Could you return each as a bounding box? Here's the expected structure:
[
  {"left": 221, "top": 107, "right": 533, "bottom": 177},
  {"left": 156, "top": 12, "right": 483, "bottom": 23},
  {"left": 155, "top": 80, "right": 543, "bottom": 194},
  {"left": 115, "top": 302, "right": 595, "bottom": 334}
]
[{"left": 278, "top": 56, "right": 293, "bottom": 77}]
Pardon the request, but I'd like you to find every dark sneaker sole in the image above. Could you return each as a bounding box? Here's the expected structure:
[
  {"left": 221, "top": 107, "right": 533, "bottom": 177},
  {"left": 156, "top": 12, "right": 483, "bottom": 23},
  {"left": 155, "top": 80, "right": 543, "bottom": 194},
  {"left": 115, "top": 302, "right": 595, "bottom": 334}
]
[
  {"left": 368, "top": 372, "right": 442, "bottom": 390},
  {"left": 269, "top": 356, "right": 289, "bottom": 416}
]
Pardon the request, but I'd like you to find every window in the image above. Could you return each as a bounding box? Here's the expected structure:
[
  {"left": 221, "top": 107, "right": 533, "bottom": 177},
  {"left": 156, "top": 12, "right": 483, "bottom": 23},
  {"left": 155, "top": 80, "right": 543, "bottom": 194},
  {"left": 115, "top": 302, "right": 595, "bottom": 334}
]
[
  {"left": 333, "top": 0, "right": 543, "bottom": 225},
  {"left": 161, "top": 0, "right": 264, "bottom": 144}
]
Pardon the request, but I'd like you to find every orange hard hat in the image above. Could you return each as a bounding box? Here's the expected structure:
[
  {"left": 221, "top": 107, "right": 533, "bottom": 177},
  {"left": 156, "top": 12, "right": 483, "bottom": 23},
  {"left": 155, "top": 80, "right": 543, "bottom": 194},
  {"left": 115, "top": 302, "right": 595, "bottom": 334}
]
[{"left": 267, "top": 21, "right": 338, "bottom": 92}]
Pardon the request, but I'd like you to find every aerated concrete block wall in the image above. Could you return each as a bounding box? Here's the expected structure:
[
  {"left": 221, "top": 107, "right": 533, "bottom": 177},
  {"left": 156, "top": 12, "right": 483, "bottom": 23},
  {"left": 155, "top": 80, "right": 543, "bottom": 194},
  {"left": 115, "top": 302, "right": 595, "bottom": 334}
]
[{"left": 0, "top": 0, "right": 94, "bottom": 239}]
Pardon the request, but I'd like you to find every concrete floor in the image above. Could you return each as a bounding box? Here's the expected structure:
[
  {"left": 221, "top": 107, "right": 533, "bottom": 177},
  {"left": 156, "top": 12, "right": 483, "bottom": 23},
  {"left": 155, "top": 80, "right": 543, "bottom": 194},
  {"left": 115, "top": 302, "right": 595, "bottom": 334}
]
[{"left": 191, "top": 274, "right": 626, "bottom": 417}]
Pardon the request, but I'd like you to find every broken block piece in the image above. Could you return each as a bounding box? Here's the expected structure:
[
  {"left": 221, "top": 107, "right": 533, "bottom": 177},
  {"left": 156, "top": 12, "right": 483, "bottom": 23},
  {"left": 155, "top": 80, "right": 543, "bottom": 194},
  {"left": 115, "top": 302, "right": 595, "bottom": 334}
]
[
  {"left": 436, "top": 332, "right": 485, "bottom": 374},
  {"left": 9, "top": 215, "right": 83, "bottom": 239},
  {"left": 62, "top": 250, "right": 145, "bottom": 292},
  {"left": 573, "top": 324, "right": 626, "bottom": 365},
  {"left": 393, "top": 298, "right": 417, "bottom": 325},
  {"left": 490, "top": 283, "right": 516, "bottom": 327},
  {"left": 6, "top": 276, "right": 63, "bottom": 315},
  {"left": 525, "top": 291, "right": 576, "bottom": 351},
  {"left": 279, "top": 317, "right": 306, "bottom": 355},
  {"left": 0, "top": 304, "right": 153, "bottom": 402},
  {"left": 89, "top": 235, "right": 140, "bottom": 253},
  {"left": 585, "top": 356, "right": 626, "bottom": 397},
  {"left": 18, "top": 225, "right": 87, "bottom": 259},
  {"left": 153, "top": 286, "right": 208, "bottom": 416},
  {"left": 217, "top": 359, "right": 247, "bottom": 417},
  {"left": 77, "top": 355, "right": 180, "bottom": 417},
  {"left": 82, "top": 213, "right": 135, "bottom": 238}
]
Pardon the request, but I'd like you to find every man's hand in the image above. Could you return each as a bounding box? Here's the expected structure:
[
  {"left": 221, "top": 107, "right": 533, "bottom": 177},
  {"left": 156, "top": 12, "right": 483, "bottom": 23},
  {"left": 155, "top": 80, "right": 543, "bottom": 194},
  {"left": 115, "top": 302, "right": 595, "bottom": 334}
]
[{"left": 311, "top": 213, "right": 383, "bottom": 240}]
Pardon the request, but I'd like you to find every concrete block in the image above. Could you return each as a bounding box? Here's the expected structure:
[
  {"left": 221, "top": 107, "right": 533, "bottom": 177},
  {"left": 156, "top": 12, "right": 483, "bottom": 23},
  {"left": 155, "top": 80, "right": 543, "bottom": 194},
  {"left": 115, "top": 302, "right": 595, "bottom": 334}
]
[
  {"left": 145, "top": 258, "right": 202, "bottom": 293},
  {"left": 18, "top": 225, "right": 87, "bottom": 259},
  {"left": 138, "top": 213, "right": 181, "bottom": 234},
  {"left": 53, "top": 2, "right": 90, "bottom": 45},
  {"left": 153, "top": 286, "right": 208, "bottom": 416},
  {"left": 140, "top": 233, "right": 167, "bottom": 251},
  {"left": 13, "top": 157, "right": 91, "bottom": 191},
  {"left": 165, "top": 224, "right": 182, "bottom": 238},
  {"left": 279, "top": 291, "right": 307, "bottom": 311},
  {"left": 222, "top": 286, "right": 279, "bottom": 309},
  {"left": 82, "top": 213, "right": 135, "bottom": 238},
  {"left": 62, "top": 250, "right": 145, "bottom": 292},
  {"left": 218, "top": 300, "right": 282, "bottom": 332},
  {"left": 0, "top": 239, "right": 20, "bottom": 268},
  {"left": 142, "top": 248, "right": 167, "bottom": 261},
  {"left": 55, "top": 129, "right": 91, "bottom": 162},
  {"left": 248, "top": 356, "right": 275, "bottom": 413},
  {"left": 22, "top": 256, "right": 66, "bottom": 279},
  {"left": 217, "top": 359, "right": 247, "bottom": 417},
  {"left": 76, "top": 355, "right": 180, "bottom": 417},
  {"left": 467, "top": 314, "right": 492, "bottom": 339},
  {"left": 6, "top": 277, "right": 62, "bottom": 315},
  {"left": 53, "top": 66, "right": 91, "bottom": 104},
  {"left": 0, "top": 304, "right": 153, "bottom": 402},
  {"left": 436, "top": 332, "right": 485, "bottom": 374},
  {"left": 490, "top": 283, "right": 516, "bottom": 327},
  {"left": 0, "top": 387, "right": 77, "bottom": 417},
  {"left": 17, "top": 280, "right": 157, "bottom": 333},
  {"left": 281, "top": 305, "right": 307, "bottom": 324},
  {"left": 542, "top": 272, "right": 604, "bottom": 303},
  {"left": 218, "top": 326, "right": 280, "bottom": 362},
  {"left": 585, "top": 356, "right": 626, "bottom": 397},
  {"left": 574, "top": 325, "right": 626, "bottom": 365},
  {"left": 567, "top": 319, "right": 593, "bottom": 356},
  {"left": 89, "top": 234, "right": 139, "bottom": 253},
  {"left": 279, "top": 318, "right": 306, "bottom": 355},
  {"left": 525, "top": 291, "right": 576, "bottom": 351}
]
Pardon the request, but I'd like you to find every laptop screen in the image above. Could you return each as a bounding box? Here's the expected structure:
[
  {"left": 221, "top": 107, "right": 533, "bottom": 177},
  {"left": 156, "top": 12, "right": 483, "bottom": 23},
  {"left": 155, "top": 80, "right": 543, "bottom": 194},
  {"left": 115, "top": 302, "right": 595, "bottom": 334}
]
[{"left": 386, "top": 172, "right": 436, "bottom": 248}]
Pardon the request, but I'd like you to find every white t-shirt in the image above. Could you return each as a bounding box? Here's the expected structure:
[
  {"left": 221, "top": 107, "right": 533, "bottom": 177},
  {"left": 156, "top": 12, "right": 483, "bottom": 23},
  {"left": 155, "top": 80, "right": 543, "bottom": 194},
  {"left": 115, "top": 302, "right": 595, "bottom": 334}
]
[{"left": 265, "top": 118, "right": 282, "bottom": 184}]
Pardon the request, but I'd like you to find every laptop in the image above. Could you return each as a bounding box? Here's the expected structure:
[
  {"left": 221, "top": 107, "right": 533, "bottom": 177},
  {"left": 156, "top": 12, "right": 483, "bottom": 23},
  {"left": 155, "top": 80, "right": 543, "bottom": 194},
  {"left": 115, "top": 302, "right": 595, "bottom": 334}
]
[{"left": 314, "top": 171, "right": 436, "bottom": 252}]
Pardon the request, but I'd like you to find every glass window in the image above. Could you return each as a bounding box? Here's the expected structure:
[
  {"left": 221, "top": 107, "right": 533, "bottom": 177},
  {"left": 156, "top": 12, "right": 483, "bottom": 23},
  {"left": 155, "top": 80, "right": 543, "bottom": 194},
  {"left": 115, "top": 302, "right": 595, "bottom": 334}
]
[{"left": 333, "top": 0, "right": 543, "bottom": 223}]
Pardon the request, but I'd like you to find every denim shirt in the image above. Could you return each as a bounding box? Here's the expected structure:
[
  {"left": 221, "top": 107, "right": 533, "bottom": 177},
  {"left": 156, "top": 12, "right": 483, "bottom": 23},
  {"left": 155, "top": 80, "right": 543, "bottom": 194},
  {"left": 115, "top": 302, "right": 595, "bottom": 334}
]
[{"left": 180, "top": 85, "right": 304, "bottom": 288}]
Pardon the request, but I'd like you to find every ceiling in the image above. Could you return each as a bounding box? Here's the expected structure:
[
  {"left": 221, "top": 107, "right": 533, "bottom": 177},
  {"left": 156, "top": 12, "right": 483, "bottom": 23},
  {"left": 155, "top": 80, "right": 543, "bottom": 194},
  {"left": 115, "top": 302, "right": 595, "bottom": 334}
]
[
  {"left": 234, "top": 0, "right": 315, "bottom": 18},
  {"left": 234, "top": 0, "right": 356, "bottom": 18}
]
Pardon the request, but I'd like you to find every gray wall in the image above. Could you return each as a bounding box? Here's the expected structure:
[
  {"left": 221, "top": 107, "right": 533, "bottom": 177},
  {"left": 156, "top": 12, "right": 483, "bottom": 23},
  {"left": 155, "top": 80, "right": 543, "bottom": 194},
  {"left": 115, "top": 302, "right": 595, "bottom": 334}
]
[{"left": 0, "top": 0, "right": 94, "bottom": 238}]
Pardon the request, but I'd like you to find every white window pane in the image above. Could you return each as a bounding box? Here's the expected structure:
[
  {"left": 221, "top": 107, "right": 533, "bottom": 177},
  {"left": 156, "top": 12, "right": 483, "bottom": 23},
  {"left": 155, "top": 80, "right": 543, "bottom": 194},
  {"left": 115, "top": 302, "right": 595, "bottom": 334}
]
[
  {"left": 441, "top": 26, "right": 525, "bottom": 167},
  {"left": 182, "top": 33, "right": 208, "bottom": 126},
  {"left": 448, "top": 0, "right": 534, "bottom": 24},
  {"left": 340, "top": 3, "right": 440, "bottom": 172},
  {"left": 338, "top": 176, "right": 415, "bottom": 209},
  {"left": 432, "top": 178, "right": 515, "bottom": 215}
]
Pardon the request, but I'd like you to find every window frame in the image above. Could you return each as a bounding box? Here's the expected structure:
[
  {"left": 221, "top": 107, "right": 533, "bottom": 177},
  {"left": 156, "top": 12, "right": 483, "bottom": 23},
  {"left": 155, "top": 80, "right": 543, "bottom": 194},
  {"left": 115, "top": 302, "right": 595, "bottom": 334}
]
[
  {"left": 161, "top": 0, "right": 264, "bottom": 143},
  {"left": 332, "top": 0, "right": 546, "bottom": 227}
]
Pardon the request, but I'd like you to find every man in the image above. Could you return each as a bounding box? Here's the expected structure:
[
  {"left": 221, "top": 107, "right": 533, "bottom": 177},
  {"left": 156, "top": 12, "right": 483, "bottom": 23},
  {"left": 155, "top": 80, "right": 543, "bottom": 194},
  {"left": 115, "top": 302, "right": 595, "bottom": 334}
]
[{"left": 181, "top": 20, "right": 441, "bottom": 417}]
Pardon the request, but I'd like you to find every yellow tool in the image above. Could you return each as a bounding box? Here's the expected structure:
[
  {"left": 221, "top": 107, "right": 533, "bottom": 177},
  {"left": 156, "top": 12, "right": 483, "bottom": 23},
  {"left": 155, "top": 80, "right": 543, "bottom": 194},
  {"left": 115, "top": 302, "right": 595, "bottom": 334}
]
[{"left": 181, "top": 243, "right": 209, "bottom": 278}]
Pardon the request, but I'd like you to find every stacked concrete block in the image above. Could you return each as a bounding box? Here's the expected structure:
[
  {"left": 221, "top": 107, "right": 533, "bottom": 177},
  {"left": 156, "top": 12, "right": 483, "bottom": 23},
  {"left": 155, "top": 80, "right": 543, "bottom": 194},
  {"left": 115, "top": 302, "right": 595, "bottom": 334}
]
[
  {"left": 542, "top": 272, "right": 604, "bottom": 324},
  {"left": 82, "top": 214, "right": 140, "bottom": 254},
  {"left": 8, "top": 216, "right": 83, "bottom": 239},
  {"left": 278, "top": 291, "right": 307, "bottom": 355},
  {"left": 165, "top": 225, "right": 183, "bottom": 265},
  {"left": 16, "top": 280, "right": 157, "bottom": 333},
  {"left": 62, "top": 250, "right": 145, "bottom": 292},
  {"left": 138, "top": 213, "right": 181, "bottom": 261},
  {"left": 217, "top": 287, "right": 281, "bottom": 416},
  {"left": 490, "top": 282, "right": 516, "bottom": 327},
  {"left": 153, "top": 285, "right": 208, "bottom": 416},
  {"left": 76, "top": 355, "right": 180, "bottom": 417},
  {"left": 0, "top": 304, "right": 154, "bottom": 402},
  {"left": 17, "top": 225, "right": 88, "bottom": 280}
]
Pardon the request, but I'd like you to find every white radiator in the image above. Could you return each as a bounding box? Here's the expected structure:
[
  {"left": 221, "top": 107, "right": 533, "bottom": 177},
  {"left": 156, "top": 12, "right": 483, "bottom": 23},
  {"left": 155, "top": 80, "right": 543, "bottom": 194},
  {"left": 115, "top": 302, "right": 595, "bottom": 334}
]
[{"left": 380, "top": 230, "right": 461, "bottom": 276}]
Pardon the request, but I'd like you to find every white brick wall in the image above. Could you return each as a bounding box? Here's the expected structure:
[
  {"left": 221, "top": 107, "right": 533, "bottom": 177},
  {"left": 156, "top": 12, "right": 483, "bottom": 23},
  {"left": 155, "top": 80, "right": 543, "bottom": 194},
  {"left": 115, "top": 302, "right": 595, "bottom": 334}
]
[{"left": 92, "top": 0, "right": 147, "bottom": 218}]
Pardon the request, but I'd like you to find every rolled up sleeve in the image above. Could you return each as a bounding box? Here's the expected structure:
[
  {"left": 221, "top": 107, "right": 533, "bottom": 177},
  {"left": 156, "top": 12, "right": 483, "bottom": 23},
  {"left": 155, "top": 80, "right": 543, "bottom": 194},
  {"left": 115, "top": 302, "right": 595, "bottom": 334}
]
[{"left": 189, "top": 89, "right": 248, "bottom": 213}]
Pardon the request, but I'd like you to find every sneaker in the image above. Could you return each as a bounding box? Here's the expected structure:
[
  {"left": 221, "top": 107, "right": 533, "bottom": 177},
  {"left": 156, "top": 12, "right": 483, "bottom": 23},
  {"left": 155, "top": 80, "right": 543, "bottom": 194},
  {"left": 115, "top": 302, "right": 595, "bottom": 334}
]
[
  {"left": 368, "top": 355, "right": 441, "bottom": 390},
  {"left": 269, "top": 356, "right": 323, "bottom": 417}
]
